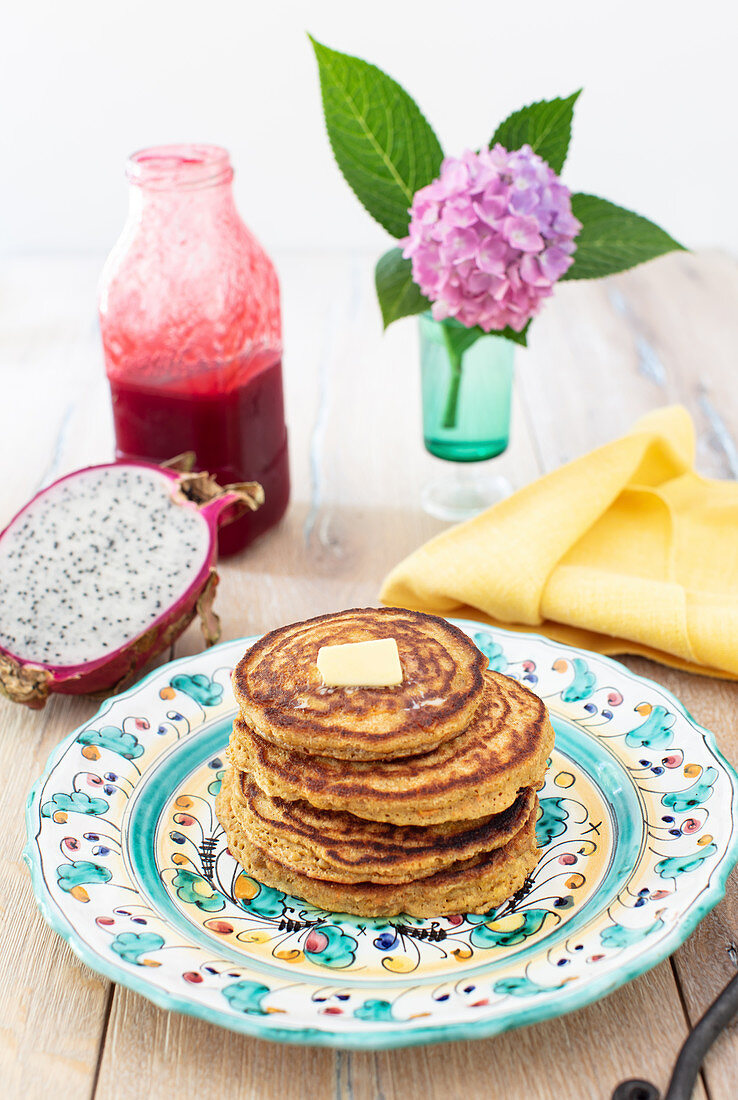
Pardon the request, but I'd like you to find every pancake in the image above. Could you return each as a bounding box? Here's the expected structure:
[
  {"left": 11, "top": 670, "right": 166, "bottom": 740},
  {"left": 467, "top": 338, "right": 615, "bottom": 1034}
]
[
  {"left": 229, "top": 766, "right": 537, "bottom": 884},
  {"left": 232, "top": 607, "right": 488, "bottom": 760},
  {"left": 229, "top": 670, "right": 554, "bottom": 825},
  {"left": 216, "top": 771, "right": 540, "bottom": 918}
]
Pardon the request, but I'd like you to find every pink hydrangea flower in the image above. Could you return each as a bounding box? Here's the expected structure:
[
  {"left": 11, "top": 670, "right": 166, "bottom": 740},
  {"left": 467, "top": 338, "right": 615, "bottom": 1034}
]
[{"left": 403, "top": 145, "right": 581, "bottom": 332}]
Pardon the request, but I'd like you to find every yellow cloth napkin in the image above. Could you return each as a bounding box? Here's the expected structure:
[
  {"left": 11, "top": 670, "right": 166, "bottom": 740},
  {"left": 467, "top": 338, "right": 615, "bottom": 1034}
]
[{"left": 381, "top": 406, "right": 738, "bottom": 679}]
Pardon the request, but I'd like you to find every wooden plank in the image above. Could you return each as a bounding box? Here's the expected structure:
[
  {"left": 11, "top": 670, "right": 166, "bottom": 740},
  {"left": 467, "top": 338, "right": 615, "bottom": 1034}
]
[
  {"left": 0, "top": 258, "right": 114, "bottom": 515},
  {"left": 94, "top": 988, "right": 336, "bottom": 1100},
  {"left": 518, "top": 250, "right": 738, "bottom": 478},
  {"left": 611, "top": 250, "right": 738, "bottom": 479}
]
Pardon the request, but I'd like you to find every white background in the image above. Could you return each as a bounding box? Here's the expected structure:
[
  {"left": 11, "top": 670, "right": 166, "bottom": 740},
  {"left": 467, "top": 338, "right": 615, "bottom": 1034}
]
[{"left": 1, "top": 0, "right": 736, "bottom": 259}]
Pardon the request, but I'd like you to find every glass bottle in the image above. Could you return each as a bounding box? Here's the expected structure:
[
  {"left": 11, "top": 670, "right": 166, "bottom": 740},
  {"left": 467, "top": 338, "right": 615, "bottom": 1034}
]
[{"left": 99, "top": 144, "right": 290, "bottom": 555}]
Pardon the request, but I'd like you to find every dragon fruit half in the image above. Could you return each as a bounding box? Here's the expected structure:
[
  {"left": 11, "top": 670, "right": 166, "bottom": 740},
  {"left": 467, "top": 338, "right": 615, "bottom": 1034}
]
[{"left": 0, "top": 461, "right": 263, "bottom": 709}]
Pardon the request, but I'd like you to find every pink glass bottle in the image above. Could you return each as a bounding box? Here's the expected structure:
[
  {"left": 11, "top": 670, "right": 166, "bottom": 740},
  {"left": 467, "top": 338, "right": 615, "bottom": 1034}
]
[{"left": 99, "top": 144, "right": 289, "bottom": 555}]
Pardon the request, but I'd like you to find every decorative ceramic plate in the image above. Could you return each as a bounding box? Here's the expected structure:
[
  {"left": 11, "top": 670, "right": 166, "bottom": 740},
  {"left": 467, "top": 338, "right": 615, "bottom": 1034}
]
[{"left": 25, "top": 623, "right": 738, "bottom": 1049}]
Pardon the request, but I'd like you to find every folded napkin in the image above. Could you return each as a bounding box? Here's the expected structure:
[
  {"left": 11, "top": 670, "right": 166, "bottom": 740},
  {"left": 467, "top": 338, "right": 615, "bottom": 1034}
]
[{"left": 381, "top": 406, "right": 738, "bottom": 679}]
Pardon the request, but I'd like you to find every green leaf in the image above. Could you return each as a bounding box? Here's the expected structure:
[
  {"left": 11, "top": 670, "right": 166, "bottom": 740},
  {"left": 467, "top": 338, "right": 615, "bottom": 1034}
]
[
  {"left": 375, "top": 249, "right": 430, "bottom": 328},
  {"left": 441, "top": 321, "right": 486, "bottom": 361},
  {"left": 490, "top": 320, "right": 530, "bottom": 348},
  {"left": 490, "top": 91, "right": 581, "bottom": 174},
  {"left": 563, "top": 194, "right": 686, "bottom": 280},
  {"left": 310, "top": 36, "right": 444, "bottom": 238}
]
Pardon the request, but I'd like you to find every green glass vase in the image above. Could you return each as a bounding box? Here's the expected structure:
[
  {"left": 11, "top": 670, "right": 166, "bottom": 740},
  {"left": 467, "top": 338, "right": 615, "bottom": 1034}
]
[{"left": 419, "top": 312, "right": 515, "bottom": 521}]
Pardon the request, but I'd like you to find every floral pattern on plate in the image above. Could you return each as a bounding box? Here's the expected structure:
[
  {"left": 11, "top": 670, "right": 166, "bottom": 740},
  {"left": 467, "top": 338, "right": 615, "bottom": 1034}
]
[{"left": 26, "top": 623, "right": 738, "bottom": 1048}]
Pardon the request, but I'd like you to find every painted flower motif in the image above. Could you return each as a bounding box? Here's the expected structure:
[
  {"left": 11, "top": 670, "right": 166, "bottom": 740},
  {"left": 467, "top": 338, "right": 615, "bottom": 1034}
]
[
  {"left": 662, "top": 768, "right": 718, "bottom": 814},
  {"left": 169, "top": 673, "right": 223, "bottom": 708},
  {"left": 57, "top": 860, "right": 112, "bottom": 892},
  {"left": 234, "top": 873, "right": 287, "bottom": 918},
  {"left": 469, "top": 908, "right": 550, "bottom": 949},
  {"left": 403, "top": 145, "right": 581, "bottom": 332},
  {"left": 625, "top": 706, "right": 675, "bottom": 750},
  {"left": 41, "top": 790, "right": 109, "bottom": 817},
  {"left": 536, "top": 798, "right": 569, "bottom": 846},
  {"left": 222, "top": 980, "right": 270, "bottom": 1015},
  {"left": 354, "top": 999, "right": 395, "bottom": 1022},
  {"left": 207, "top": 768, "right": 226, "bottom": 798},
  {"left": 303, "top": 925, "right": 358, "bottom": 969},
  {"left": 472, "top": 633, "right": 508, "bottom": 673},
  {"left": 600, "top": 918, "right": 663, "bottom": 949},
  {"left": 172, "top": 868, "right": 225, "bottom": 913},
  {"left": 111, "top": 931, "right": 165, "bottom": 964},
  {"left": 78, "top": 726, "right": 144, "bottom": 760}
]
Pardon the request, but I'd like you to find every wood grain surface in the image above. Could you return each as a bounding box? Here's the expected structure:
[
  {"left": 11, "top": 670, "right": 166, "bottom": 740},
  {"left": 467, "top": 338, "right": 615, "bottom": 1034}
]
[{"left": 1, "top": 251, "right": 736, "bottom": 1099}]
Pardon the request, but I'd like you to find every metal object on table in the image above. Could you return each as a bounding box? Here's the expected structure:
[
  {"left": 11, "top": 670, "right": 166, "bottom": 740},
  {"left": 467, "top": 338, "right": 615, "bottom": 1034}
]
[{"left": 613, "top": 971, "right": 738, "bottom": 1100}]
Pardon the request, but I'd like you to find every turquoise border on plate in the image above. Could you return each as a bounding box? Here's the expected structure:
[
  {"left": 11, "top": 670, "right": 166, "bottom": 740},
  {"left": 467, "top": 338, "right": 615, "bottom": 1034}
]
[{"left": 24, "top": 625, "right": 738, "bottom": 1050}]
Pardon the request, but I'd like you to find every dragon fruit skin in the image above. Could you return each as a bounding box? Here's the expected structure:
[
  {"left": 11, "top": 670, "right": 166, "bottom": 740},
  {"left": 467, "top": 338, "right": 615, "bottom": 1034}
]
[{"left": 0, "top": 461, "right": 263, "bottom": 709}]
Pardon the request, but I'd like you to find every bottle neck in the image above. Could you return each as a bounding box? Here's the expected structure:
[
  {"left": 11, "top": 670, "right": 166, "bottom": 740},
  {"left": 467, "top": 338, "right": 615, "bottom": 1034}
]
[
  {"left": 125, "top": 143, "right": 238, "bottom": 227},
  {"left": 127, "top": 176, "right": 238, "bottom": 223},
  {"left": 126, "top": 143, "right": 233, "bottom": 189}
]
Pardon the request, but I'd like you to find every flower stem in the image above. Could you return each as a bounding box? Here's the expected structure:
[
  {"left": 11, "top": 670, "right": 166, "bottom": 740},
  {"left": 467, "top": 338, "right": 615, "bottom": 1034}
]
[{"left": 441, "top": 326, "right": 463, "bottom": 430}]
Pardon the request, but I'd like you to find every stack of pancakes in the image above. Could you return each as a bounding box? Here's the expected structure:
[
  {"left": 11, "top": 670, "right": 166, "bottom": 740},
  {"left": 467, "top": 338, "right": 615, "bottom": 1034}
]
[{"left": 216, "top": 607, "right": 553, "bottom": 918}]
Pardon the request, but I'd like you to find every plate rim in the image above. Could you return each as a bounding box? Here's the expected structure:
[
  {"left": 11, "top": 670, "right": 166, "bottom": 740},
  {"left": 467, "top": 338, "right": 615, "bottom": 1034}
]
[{"left": 24, "top": 623, "right": 738, "bottom": 1050}]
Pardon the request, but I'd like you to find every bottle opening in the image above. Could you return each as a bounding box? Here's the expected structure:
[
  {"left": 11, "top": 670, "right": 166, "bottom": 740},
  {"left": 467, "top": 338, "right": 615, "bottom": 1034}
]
[{"left": 126, "top": 144, "right": 233, "bottom": 190}]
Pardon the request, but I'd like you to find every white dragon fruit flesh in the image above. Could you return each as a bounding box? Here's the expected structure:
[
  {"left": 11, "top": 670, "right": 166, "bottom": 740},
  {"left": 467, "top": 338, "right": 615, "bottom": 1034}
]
[{"left": 0, "top": 461, "right": 263, "bottom": 708}]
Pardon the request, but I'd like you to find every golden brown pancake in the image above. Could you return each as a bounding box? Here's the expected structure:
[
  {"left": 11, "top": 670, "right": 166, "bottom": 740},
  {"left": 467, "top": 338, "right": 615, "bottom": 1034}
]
[
  {"left": 231, "top": 607, "right": 488, "bottom": 760},
  {"left": 216, "top": 771, "right": 539, "bottom": 918},
  {"left": 229, "top": 670, "right": 554, "bottom": 825},
  {"left": 229, "top": 766, "right": 536, "bottom": 884}
]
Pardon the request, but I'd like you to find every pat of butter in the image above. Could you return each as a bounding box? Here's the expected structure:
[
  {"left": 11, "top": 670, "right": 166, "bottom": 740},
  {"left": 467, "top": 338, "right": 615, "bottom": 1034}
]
[{"left": 317, "top": 638, "right": 403, "bottom": 688}]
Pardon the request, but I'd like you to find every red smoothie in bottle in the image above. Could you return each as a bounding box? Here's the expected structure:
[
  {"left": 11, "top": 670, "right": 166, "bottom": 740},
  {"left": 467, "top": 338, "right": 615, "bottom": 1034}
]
[{"left": 99, "top": 144, "right": 289, "bottom": 555}]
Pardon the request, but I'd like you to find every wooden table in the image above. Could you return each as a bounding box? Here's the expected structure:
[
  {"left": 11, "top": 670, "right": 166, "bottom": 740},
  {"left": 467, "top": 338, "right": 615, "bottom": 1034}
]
[{"left": 1, "top": 250, "right": 737, "bottom": 1100}]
